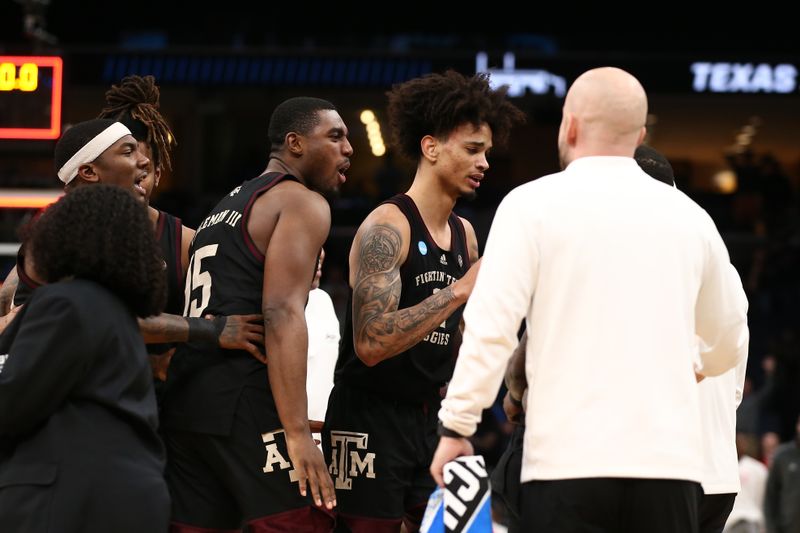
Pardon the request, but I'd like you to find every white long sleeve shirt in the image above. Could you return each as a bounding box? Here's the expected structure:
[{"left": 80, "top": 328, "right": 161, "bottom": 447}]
[
  {"left": 699, "top": 286, "right": 750, "bottom": 494},
  {"left": 439, "top": 156, "right": 749, "bottom": 483}
]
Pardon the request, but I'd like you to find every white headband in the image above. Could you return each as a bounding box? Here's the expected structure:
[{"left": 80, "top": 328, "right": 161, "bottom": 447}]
[{"left": 57, "top": 122, "right": 132, "bottom": 185}]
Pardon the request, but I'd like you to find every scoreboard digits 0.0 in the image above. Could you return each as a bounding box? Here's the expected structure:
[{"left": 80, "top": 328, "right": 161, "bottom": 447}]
[{"left": 0, "top": 56, "right": 62, "bottom": 140}]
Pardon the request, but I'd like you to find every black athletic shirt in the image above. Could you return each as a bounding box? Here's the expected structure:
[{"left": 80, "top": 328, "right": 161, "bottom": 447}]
[
  {"left": 162, "top": 172, "right": 299, "bottom": 435},
  {"left": 334, "top": 193, "right": 471, "bottom": 404},
  {"left": 147, "top": 210, "right": 186, "bottom": 358},
  {"left": 155, "top": 210, "right": 185, "bottom": 316}
]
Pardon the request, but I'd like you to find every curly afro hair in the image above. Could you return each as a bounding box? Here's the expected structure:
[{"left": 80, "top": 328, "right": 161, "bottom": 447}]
[
  {"left": 30, "top": 185, "right": 166, "bottom": 317},
  {"left": 387, "top": 70, "right": 526, "bottom": 161}
]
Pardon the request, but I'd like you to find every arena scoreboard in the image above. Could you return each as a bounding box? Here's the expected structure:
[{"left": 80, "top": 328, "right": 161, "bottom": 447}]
[{"left": 0, "top": 56, "right": 63, "bottom": 140}]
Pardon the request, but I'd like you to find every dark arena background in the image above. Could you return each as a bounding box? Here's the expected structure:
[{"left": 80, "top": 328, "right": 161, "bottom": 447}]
[{"left": 2, "top": 3, "right": 799, "bottom": 528}]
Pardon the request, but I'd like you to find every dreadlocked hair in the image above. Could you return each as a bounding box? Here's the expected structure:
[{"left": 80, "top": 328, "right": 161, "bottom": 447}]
[
  {"left": 387, "top": 70, "right": 527, "bottom": 161},
  {"left": 98, "top": 75, "right": 176, "bottom": 171}
]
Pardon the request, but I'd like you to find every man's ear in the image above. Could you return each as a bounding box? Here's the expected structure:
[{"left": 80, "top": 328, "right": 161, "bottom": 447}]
[
  {"left": 565, "top": 113, "right": 578, "bottom": 146},
  {"left": 286, "top": 132, "right": 302, "bottom": 156},
  {"left": 636, "top": 126, "right": 647, "bottom": 146},
  {"left": 153, "top": 166, "right": 162, "bottom": 188},
  {"left": 76, "top": 163, "right": 101, "bottom": 183},
  {"left": 421, "top": 135, "right": 438, "bottom": 163}
]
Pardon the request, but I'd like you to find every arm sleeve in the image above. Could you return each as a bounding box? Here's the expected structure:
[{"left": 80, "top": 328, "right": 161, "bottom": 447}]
[
  {"left": 439, "top": 191, "right": 537, "bottom": 436},
  {"left": 733, "top": 343, "right": 748, "bottom": 408},
  {"left": 727, "top": 264, "right": 749, "bottom": 407},
  {"left": 695, "top": 235, "right": 749, "bottom": 377},
  {"left": 0, "top": 289, "right": 92, "bottom": 436}
]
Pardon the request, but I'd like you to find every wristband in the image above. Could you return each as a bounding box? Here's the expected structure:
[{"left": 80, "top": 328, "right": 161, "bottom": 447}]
[
  {"left": 437, "top": 421, "right": 468, "bottom": 439},
  {"left": 187, "top": 316, "right": 226, "bottom": 344},
  {"left": 507, "top": 393, "right": 524, "bottom": 408}
]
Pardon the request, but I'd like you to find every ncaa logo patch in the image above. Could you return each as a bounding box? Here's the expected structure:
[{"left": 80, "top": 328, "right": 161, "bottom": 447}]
[{"left": 418, "top": 241, "right": 428, "bottom": 255}]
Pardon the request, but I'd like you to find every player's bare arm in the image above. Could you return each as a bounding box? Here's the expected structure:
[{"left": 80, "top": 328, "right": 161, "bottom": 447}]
[
  {"left": 352, "top": 207, "right": 476, "bottom": 366},
  {"left": 149, "top": 347, "right": 175, "bottom": 381},
  {"left": 503, "top": 331, "right": 528, "bottom": 423},
  {"left": 0, "top": 305, "right": 21, "bottom": 334},
  {"left": 456, "top": 216, "right": 482, "bottom": 337},
  {"left": 505, "top": 331, "right": 528, "bottom": 398},
  {"left": 460, "top": 217, "right": 481, "bottom": 264},
  {"left": 259, "top": 186, "right": 336, "bottom": 508},
  {"left": 0, "top": 268, "right": 19, "bottom": 316},
  {"left": 138, "top": 313, "right": 264, "bottom": 360}
]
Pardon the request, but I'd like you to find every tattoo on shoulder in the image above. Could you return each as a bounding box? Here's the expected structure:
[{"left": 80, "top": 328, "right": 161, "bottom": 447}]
[{"left": 359, "top": 224, "right": 402, "bottom": 275}]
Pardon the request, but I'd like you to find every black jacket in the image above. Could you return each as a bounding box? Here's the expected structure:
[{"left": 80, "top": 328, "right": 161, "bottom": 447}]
[{"left": 0, "top": 279, "right": 169, "bottom": 532}]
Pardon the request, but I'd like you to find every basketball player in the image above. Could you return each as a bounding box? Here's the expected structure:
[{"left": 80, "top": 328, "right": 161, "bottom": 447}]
[
  {"left": 97, "top": 75, "right": 263, "bottom": 364},
  {"left": 0, "top": 77, "right": 264, "bottom": 367},
  {"left": 161, "top": 97, "right": 351, "bottom": 531},
  {"left": 323, "top": 70, "right": 525, "bottom": 532}
]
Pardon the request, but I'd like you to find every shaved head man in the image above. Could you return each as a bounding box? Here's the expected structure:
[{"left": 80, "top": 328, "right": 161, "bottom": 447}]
[
  {"left": 432, "top": 67, "right": 748, "bottom": 532},
  {"left": 557, "top": 67, "right": 648, "bottom": 169}
]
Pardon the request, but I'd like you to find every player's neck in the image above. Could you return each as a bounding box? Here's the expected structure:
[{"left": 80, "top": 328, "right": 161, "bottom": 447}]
[
  {"left": 405, "top": 180, "right": 456, "bottom": 232},
  {"left": 264, "top": 157, "right": 305, "bottom": 186},
  {"left": 147, "top": 205, "right": 160, "bottom": 232}
]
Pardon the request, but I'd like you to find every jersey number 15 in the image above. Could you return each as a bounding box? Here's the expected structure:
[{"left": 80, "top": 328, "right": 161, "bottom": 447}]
[{"left": 183, "top": 244, "right": 218, "bottom": 318}]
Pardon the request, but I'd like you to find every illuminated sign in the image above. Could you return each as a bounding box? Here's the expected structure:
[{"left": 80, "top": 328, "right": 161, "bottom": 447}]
[
  {"left": 476, "top": 52, "right": 566, "bottom": 97},
  {"left": 0, "top": 56, "right": 63, "bottom": 140},
  {"left": 0, "top": 189, "right": 62, "bottom": 209},
  {"left": 691, "top": 62, "right": 797, "bottom": 93}
]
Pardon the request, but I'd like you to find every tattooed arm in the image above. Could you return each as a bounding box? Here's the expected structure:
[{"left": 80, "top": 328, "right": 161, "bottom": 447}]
[
  {"left": 351, "top": 207, "right": 481, "bottom": 366},
  {"left": 0, "top": 267, "right": 19, "bottom": 316},
  {"left": 138, "top": 314, "right": 191, "bottom": 343},
  {"left": 138, "top": 313, "right": 264, "bottom": 359}
]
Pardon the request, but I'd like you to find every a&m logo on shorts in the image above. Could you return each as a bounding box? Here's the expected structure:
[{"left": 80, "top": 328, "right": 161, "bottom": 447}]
[
  {"left": 327, "top": 430, "right": 376, "bottom": 490},
  {"left": 261, "top": 429, "right": 299, "bottom": 482}
]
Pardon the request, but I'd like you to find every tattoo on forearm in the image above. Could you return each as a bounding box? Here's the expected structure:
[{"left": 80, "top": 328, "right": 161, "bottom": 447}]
[
  {"left": 139, "top": 314, "right": 189, "bottom": 343},
  {"left": 353, "top": 224, "right": 458, "bottom": 359}
]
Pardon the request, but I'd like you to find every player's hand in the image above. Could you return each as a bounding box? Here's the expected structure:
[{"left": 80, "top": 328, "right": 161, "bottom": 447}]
[
  {"left": 430, "top": 436, "right": 474, "bottom": 488},
  {"left": 285, "top": 431, "right": 336, "bottom": 510},
  {"left": 207, "top": 314, "right": 266, "bottom": 363},
  {"left": 453, "top": 258, "right": 482, "bottom": 301},
  {"left": 149, "top": 347, "right": 176, "bottom": 381},
  {"left": 502, "top": 390, "right": 524, "bottom": 424}
]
